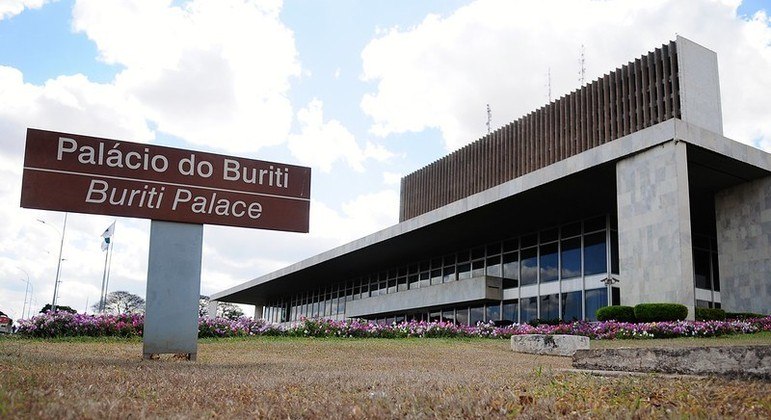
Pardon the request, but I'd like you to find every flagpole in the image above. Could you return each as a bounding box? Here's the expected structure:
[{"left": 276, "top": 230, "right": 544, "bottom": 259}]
[
  {"left": 99, "top": 244, "right": 109, "bottom": 313},
  {"left": 104, "top": 239, "right": 114, "bottom": 307},
  {"left": 98, "top": 221, "right": 116, "bottom": 313}
]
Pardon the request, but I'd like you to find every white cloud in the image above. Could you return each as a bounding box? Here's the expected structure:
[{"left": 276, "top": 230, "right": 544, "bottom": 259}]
[
  {"left": 288, "top": 99, "right": 393, "bottom": 172},
  {"left": 361, "top": 0, "right": 771, "bottom": 152},
  {"left": 0, "top": 0, "right": 51, "bottom": 21},
  {"left": 72, "top": 0, "right": 300, "bottom": 153},
  {"left": 383, "top": 171, "right": 402, "bottom": 186},
  {"left": 309, "top": 190, "right": 399, "bottom": 243},
  {"left": 0, "top": 66, "right": 154, "bottom": 156}
]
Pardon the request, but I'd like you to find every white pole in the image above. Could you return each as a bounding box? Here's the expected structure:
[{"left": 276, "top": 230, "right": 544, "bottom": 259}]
[
  {"left": 105, "top": 237, "right": 114, "bottom": 302},
  {"left": 17, "top": 267, "right": 30, "bottom": 319},
  {"left": 99, "top": 244, "right": 109, "bottom": 313},
  {"left": 51, "top": 213, "right": 68, "bottom": 312}
]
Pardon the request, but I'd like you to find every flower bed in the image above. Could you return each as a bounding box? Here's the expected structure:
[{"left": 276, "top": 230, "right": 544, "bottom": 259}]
[{"left": 13, "top": 312, "right": 771, "bottom": 340}]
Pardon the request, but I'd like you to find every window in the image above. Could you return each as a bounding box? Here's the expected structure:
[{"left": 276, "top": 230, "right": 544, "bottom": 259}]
[
  {"left": 486, "top": 303, "right": 500, "bottom": 322},
  {"left": 472, "top": 260, "right": 485, "bottom": 278},
  {"left": 502, "top": 252, "right": 519, "bottom": 289},
  {"left": 561, "top": 222, "right": 581, "bottom": 238},
  {"left": 502, "top": 300, "right": 518, "bottom": 323},
  {"left": 584, "top": 288, "right": 608, "bottom": 321},
  {"left": 520, "top": 247, "right": 538, "bottom": 286},
  {"left": 540, "top": 293, "right": 559, "bottom": 321},
  {"left": 584, "top": 215, "right": 606, "bottom": 233},
  {"left": 442, "top": 266, "right": 456, "bottom": 283},
  {"left": 610, "top": 230, "right": 619, "bottom": 274},
  {"left": 486, "top": 255, "right": 502, "bottom": 277},
  {"left": 521, "top": 297, "right": 538, "bottom": 323},
  {"left": 561, "top": 291, "right": 582, "bottom": 322},
  {"left": 408, "top": 274, "right": 419, "bottom": 290},
  {"left": 583, "top": 231, "right": 607, "bottom": 275},
  {"left": 456, "top": 308, "right": 469, "bottom": 325},
  {"left": 471, "top": 246, "right": 485, "bottom": 260},
  {"left": 540, "top": 228, "right": 558, "bottom": 243},
  {"left": 539, "top": 242, "right": 559, "bottom": 283},
  {"left": 442, "top": 309, "right": 455, "bottom": 323},
  {"left": 419, "top": 272, "right": 430, "bottom": 288},
  {"left": 430, "top": 269, "right": 442, "bottom": 285},
  {"left": 457, "top": 263, "right": 471, "bottom": 280},
  {"left": 693, "top": 249, "right": 711, "bottom": 289},
  {"left": 503, "top": 238, "right": 518, "bottom": 252},
  {"left": 711, "top": 253, "right": 720, "bottom": 291},
  {"left": 397, "top": 276, "right": 408, "bottom": 292},
  {"left": 469, "top": 306, "right": 484, "bottom": 325},
  {"left": 561, "top": 237, "right": 581, "bottom": 279}
]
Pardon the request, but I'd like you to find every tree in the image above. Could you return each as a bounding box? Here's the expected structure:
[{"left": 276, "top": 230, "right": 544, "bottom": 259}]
[
  {"left": 218, "top": 302, "right": 244, "bottom": 320},
  {"left": 199, "top": 295, "right": 211, "bottom": 317},
  {"left": 39, "top": 304, "right": 78, "bottom": 314},
  {"left": 199, "top": 295, "right": 245, "bottom": 320},
  {"left": 92, "top": 291, "right": 145, "bottom": 314}
]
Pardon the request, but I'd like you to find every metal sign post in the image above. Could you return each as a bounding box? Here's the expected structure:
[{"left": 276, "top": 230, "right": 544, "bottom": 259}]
[{"left": 144, "top": 221, "right": 202, "bottom": 360}]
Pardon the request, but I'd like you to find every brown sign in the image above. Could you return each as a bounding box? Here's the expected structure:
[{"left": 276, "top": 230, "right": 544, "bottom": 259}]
[{"left": 21, "top": 128, "right": 311, "bottom": 232}]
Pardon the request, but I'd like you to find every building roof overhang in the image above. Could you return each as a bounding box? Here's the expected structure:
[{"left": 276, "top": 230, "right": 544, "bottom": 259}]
[{"left": 211, "top": 119, "right": 771, "bottom": 305}]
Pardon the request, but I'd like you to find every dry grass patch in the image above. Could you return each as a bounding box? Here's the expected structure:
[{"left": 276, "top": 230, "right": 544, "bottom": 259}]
[{"left": 1, "top": 336, "right": 769, "bottom": 418}]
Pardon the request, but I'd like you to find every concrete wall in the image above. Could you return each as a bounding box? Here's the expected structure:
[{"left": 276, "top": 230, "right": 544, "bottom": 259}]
[
  {"left": 715, "top": 176, "right": 771, "bottom": 315},
  {"left": 616, "top": 140, "right": 696, "bottom": 318},
  {"left": 345, "top": 276, "right": 502, "bottom": 318}
]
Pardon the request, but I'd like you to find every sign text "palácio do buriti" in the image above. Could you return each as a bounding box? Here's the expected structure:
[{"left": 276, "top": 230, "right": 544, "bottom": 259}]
[{"left": 21, "top": 129, "right": 311, "bottom": 232}]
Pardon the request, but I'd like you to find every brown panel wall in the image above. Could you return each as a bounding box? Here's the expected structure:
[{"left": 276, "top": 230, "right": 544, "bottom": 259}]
[{"left": 398, "top": 40, "right": 683, "bottom": 221}]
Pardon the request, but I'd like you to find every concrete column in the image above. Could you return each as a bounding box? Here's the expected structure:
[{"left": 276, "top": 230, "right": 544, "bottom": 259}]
[
  {"left": 616, "top": 140, "right": 696, "bottom": 319},
  {"left": 254, "top": 305, "right": 264, "bottom": 320},
  {"left": 715, "top": 176, "right": 771, "bottom": 315},
  {"left": 207, "top": 300, "right": 218, "bottom": 319}
]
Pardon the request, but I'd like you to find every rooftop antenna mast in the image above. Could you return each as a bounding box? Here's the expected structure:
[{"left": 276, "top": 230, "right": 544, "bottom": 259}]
[
  {"left": 486, "top": 104, "right": 492, "bottom": 135},
  {"left": 579, "top": 44, "right": 586, "bottom": 85},
  {"left": 546, "top": 67, "right": 552, "bottom": 102}
]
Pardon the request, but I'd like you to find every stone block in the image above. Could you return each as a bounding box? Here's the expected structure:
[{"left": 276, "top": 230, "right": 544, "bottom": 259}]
[
  {"left": 510, "top": 334, "right": 590, "bottom": 356},
  {"left": 572, "top": 346, "right": 771, "bottom": 379}
]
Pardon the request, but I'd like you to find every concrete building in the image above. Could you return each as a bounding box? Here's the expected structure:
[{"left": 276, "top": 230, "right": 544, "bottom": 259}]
[{"left": 212, "top": 37, "right": 770, "bottom": 323}]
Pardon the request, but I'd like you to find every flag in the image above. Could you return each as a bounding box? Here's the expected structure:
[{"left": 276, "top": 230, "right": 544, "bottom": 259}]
[{"left": 101, "top": 222, "right": 115, "bottom": 252}]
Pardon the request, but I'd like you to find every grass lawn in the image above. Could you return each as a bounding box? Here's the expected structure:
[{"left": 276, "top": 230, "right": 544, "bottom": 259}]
[{"left": 1, "top": 334, "right": 769, "bottom": 418}]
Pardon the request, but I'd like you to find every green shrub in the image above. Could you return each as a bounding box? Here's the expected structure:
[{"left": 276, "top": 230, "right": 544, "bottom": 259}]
[
  {"left": 634, "top": 303, "right": 688, "bottom": 322},
  {"left": 695, "top": 307, "right": 726, "bottom": 321},
  {"left": 726, "top": 312, "right": 766, "bottom": 320},
  {"left": 596, "top": 306, "right": 636, "bottom": 322}
]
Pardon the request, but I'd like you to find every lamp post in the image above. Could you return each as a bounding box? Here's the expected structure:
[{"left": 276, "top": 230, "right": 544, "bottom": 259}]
[
  {"left": 17, "top": 267, "right": 31, "bottom": 319},
  {"left": 37, "top": 213, "right": 68, "bottom": 312}
]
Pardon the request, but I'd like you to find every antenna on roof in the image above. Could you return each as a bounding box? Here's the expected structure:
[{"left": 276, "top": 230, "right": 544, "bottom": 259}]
[
  {"left": 486, "top": 104, "right": 492, "bottom": 135},
  {"left": 546, "top": 67, "right": 552, "bottom": 102},
  {"left": 579, "top": 44, "right": 586, "bottom": 85}
]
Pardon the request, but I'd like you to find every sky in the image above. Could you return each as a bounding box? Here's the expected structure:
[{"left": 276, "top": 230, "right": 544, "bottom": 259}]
[{"left": 1, "top": 0, "right": 770, "bottom": 320}]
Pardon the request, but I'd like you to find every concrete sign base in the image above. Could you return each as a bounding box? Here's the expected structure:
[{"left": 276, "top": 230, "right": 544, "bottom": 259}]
[{"left": 143, "top": 220, "right": 203, "bottom": 361}]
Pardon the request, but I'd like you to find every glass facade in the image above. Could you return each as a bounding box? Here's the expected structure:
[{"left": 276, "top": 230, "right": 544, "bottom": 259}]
[
  {"left": 262, "top": 214, "right": 619, "bottom": 324},
  {"left": 692, "top": 234, "right": 721, "bottom": 307}
]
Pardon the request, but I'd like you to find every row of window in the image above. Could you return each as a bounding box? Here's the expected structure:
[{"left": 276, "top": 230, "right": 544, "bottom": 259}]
[
  {"left": 262, "top": 215, "right": 618, "bottom": 323},
  {"left": 361, "top": 288, "right": 612, "bottom": 326}
]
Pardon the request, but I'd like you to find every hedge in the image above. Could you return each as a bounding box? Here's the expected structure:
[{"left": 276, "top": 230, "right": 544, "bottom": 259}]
[
  {"left": 695, "top": 307, "right": 726, "bottom": 321},
  {"left": 634, "top": 303, "right": 688, "bottom": 322},
  {"left": 596, "top": 305, "right": 636, "bottom": 322},
  {"left": 726, "top": 312, "right": 767, "bottom": 320}
]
